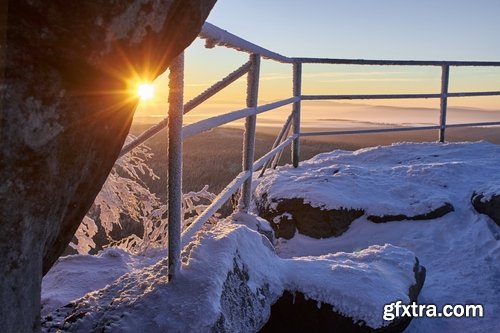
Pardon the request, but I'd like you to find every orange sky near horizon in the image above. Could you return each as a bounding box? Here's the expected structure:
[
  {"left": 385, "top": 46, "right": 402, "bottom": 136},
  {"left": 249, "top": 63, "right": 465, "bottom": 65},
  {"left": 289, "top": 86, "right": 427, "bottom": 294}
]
[{"left": 134, "top": 37, "right": 500, "bottom": 126}]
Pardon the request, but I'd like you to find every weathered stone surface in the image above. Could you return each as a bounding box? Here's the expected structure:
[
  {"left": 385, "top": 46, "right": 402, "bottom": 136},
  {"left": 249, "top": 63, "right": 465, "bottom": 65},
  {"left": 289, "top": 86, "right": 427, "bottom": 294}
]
[
  {"left": 256, "top": 197, "right": 364, "bottom": 240},
  {"left": 472, "top": 193, "right": 500, "bottom": 227},
  {"left": 368, "top": 203, "right": 454, "bottom": 223},
  {"left": 260, "top": 260, "right": 426, "bottom": 333},
  {"left": 0, "top": 1, "right": 215, "bottom": 331},
  {"left": 212, "top": 257, "right": 274, "bottom": 333}
]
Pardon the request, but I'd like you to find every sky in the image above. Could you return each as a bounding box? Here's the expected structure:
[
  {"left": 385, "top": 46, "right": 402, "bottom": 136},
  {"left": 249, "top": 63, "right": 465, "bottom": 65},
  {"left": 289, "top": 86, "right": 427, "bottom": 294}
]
[{"left": 135, "top": 0, "right": 500, "bottom": 127}]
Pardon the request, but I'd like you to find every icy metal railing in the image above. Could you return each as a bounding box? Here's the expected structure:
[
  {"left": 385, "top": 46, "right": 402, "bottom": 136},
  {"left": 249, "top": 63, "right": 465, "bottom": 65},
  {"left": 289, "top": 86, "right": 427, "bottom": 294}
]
[{"left": 120, "top": 22, "right": 500, "bottom": 280}]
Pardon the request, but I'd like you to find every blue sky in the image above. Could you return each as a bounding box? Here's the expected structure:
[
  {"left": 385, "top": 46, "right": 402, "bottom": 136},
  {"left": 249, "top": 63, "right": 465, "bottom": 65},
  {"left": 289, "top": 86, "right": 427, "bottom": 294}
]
[{"left": 207, "top": 0, "right": 500, "bottom": 60}]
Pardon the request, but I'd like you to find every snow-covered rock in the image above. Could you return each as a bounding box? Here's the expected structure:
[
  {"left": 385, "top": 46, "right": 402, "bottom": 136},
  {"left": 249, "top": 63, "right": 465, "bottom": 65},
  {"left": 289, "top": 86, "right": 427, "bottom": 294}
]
[
  {"left": 42, "top": 215, "right": 422, "bottom": 333},
  {"left": 254, "top": 141, "right": 500, "bottom": 239},
  {"left": 472, "top": 192, "right": 500, "bottom": 227}
]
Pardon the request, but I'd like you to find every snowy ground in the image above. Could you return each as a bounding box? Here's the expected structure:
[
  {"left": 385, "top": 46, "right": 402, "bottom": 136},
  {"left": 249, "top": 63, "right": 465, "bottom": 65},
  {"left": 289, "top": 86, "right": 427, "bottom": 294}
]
[{"left": 42, "top": 141, "right": 500, "bottom": 332}]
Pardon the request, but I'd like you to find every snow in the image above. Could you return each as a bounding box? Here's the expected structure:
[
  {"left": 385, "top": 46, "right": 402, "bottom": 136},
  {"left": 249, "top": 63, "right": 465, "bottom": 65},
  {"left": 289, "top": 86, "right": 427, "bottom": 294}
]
[
  {"left": 41, "top": 141, "right": 500, "bottom": 332},
  {"left": 255, "top": 141, "right": 500, "bottom": 333},
  {"left": 42, "top": 218, "right": 418, "bottom": 331}
]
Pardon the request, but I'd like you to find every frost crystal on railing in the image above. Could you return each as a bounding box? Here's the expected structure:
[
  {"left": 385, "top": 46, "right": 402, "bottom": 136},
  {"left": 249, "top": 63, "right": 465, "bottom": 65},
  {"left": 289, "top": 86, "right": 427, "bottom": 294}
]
[{"left": 199, "top": 22, "right": 291, "bottom": 63}]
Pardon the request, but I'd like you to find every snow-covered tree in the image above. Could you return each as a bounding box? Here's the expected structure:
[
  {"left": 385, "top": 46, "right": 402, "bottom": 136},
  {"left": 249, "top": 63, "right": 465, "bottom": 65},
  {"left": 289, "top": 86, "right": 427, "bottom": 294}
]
[{"left": 70, "top": 135, "right": 218, "bottom": 255}]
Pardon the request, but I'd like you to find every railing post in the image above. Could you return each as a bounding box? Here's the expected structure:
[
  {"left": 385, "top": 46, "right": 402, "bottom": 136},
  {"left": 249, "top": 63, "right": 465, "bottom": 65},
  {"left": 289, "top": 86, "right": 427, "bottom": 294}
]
[
  {"left": 239, "top": 54, "right": 260, "bottom": 212},
  {"left": 439, "top": 65, "right": 450, "bottom": 143},
  {"left": 292, "top": 62, "right": 302, "bottom": 167},
  {"left": 167, "top": 53, "right": 184, "bottom": 282}
]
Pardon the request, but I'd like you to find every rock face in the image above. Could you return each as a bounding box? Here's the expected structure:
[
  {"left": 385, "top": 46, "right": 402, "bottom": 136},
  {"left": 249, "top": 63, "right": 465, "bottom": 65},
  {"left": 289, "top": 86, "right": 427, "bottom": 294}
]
[
  {"left": 261, "top": 260, "right": 426, "bottom": 333},
  {"left": 256, "top": 196, "right": 452, "bottom": 240},
  {"left": 472, "top": 193, "right": 500, "bottom": 227},
  {"left": 257, "top": 197, "right": 364, "bottom": 239},
  {"left": 0, "top": 1, "right": 215, "bottom": 331},
  {"left": 211, "top": 258, "right": 274, "bottom": 333}
]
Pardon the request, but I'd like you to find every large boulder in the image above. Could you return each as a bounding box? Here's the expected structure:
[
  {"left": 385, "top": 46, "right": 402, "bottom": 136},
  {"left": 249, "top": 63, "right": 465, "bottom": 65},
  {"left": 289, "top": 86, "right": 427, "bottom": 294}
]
[
  {"left": 0, "top": 1, "right": 215, "bottom": 331},
  {"left": 253, "top": 144, "right": 476, "bottom": 240}
]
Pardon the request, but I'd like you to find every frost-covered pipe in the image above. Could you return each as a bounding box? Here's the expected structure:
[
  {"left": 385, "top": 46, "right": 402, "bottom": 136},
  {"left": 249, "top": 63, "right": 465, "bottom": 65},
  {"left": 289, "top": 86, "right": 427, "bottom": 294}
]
[
  {"left": 167, "top": 53, "right": 184, "bottom": 281},
  {"left": 253, "top": 135, "right": 297, "bottom": 171},
  {"left": 184, "top": 60, "right": 252, "bottom": 112},
  {"left": 181, "top": 171, "right": 251, "bottom": 246},
  {"left": 439, "top": 65, "right": 450, "bottom": 143},
  {"left": 292, "top": 62, "right": 302, "bottom": 167},
  {"left": 301, "top": 91, "right": 500, "bottom": 101},
  {"left": 200, "top": 22, "right": 292, "bottom": 63},
  {"left": 300, "top": 126, "right": 442, "bottom": 137},
  {"left": 240, "top": 54, "right": 260, "bottom": 212},
  {"left": 271, "top": 118, "right": 293, "bottom": 169},
  {"left": 294, "top": 57, "right": 500, "bottom": 67},
  {"left": 258, "top": 111, "right": 293, "bottom": 177},
  {"left": 182, "top": 98, "right": 297, "bottom": 139}
]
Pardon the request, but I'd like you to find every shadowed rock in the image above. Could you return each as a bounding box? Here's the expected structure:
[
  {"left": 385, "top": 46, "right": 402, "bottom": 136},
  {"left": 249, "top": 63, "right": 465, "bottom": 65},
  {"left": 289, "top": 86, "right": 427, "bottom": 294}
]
[
  {"left": 257, "top": 197, "right": 364, "bottom": 240},
  {"left": 471, "top": 192, "right": 500, "bottom": 227},
  {"left": 260, "top": 260, "right": 426, "bottom": 333},
  {"left": 0, "top": 1, "right": 215, "bottom": 331},
  {"left": 367, "top": 203, "right": 454, "bottom": 223}
]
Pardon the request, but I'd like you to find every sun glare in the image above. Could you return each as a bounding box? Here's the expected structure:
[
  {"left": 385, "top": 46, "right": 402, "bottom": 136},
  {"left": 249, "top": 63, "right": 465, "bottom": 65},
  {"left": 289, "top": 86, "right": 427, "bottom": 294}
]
[{"left": 137, "top": 83, "right": 155, "bottom": 101}]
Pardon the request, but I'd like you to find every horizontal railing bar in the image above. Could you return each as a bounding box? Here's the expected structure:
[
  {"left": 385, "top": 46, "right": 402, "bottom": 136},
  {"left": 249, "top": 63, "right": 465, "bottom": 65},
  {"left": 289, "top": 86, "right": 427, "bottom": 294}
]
[
  {"left": 302, "top": 91, "right": 500, "bottom": 101},
  {"left": 448, "top": 91, "right": 500, "bottom": 97},
  {"left": 183, "top": 108, "right": 254, "bottom": 140},
  {"left": 300, "top": 126, "right": 441, "bottom": 137},
  {"left": 294, "top": 57, "right": 500, "bottom": 67},
  {"left": 119, "top": 61, "right": 252, "bottom": 157},
  {"left": 200, "top": 22, "right": 292, "bottom": 63},
  {"left": 302, "top": 93, "right": 440, "bottom": 100},
  {"left": 256, "top": 97, "right": 299, "bottom": 113},
  {"left": 300, "top": 121, "right": 500, "bottom": 138},
  {"left": 181, "top": 170, "right": 252, "bottom": 246},
  {"left": 182, "top": 97, "right": 298, "bottom": 139},
  {"left": 445, "top": 121, "right": 500, "bottom": 128},
  {"left": 253, "top": 135, "right": 297, "bottom": 171}
]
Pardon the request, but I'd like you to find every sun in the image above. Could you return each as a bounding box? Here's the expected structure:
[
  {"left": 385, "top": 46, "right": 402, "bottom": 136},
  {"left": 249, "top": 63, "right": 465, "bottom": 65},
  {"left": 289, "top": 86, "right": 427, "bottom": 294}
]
[{"left": 137, "top": 83, "right": 155, "bottom": 100}]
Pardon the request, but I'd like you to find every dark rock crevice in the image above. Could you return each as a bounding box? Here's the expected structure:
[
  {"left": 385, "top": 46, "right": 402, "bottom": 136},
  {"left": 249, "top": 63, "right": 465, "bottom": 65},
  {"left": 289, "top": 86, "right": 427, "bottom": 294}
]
[
  {"left": 367, "top": 203, "right": 454, "bottom": 223},
  {"left": 257, "top": 197, "right": 364, "bottom": 240}
]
